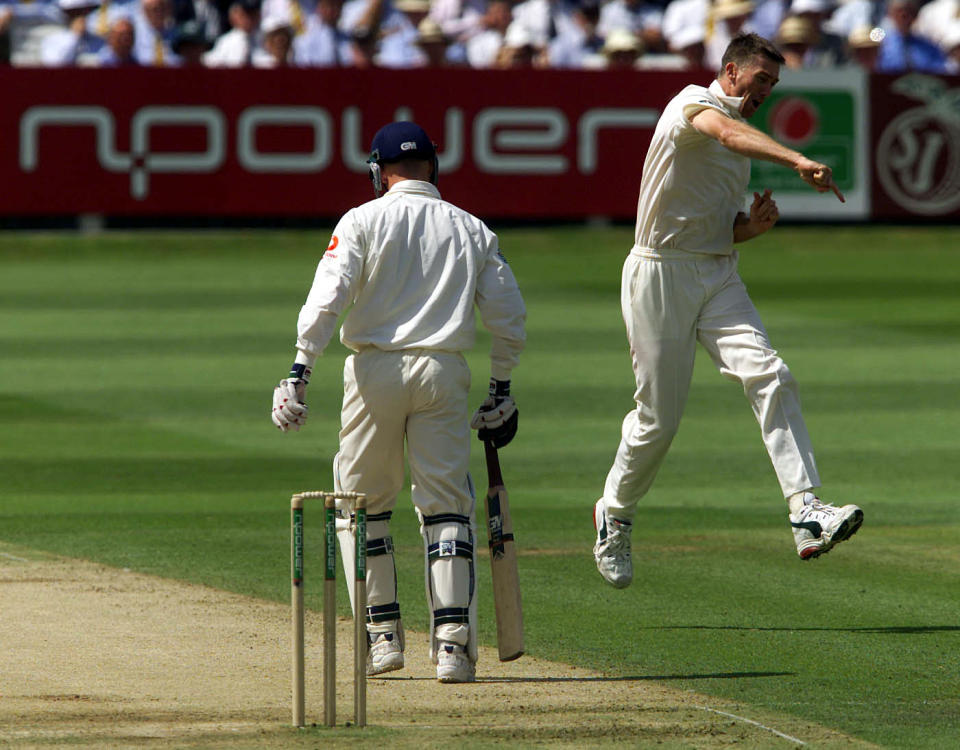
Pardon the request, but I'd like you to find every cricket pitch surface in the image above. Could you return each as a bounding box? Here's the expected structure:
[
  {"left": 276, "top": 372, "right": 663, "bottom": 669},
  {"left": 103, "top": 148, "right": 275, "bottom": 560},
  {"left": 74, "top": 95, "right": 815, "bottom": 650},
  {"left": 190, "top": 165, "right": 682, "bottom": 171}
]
[{"left": 0, "top": 548, "right": 874, "bottom": 749}]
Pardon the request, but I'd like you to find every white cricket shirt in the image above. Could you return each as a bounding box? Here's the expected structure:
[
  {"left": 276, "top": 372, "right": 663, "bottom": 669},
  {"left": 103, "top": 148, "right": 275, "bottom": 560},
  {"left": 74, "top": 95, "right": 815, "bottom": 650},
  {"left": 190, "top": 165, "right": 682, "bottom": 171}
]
[
  {"left": 633, "top": 79, "right": 751, "bottom": 256},
  {"left": 296, "top": 180, "right": 526, "bottom": 380}
]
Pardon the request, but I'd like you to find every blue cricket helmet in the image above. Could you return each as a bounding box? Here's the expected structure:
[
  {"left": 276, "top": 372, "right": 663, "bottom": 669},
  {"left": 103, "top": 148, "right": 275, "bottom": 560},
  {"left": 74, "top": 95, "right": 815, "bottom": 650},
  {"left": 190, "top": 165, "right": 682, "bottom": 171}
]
[{"left": 367, "top": 121, "right": 438, "bottom": 197}]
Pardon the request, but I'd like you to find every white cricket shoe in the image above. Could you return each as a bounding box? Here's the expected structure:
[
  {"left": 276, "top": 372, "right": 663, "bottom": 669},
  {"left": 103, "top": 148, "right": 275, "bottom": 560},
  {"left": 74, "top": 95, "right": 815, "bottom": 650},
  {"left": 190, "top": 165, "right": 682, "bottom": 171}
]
[
  {"left": 789, "top": 493, "right": 863, "bottom": 560},
  {"left": 367, "top": 632, "right": 404, "bottom": 676},
  {"left": 436, "top": 641, "right": 475, "bottom": 683},
  {"left": 593, "top": 498, "right": 633, "bottom": 588}
]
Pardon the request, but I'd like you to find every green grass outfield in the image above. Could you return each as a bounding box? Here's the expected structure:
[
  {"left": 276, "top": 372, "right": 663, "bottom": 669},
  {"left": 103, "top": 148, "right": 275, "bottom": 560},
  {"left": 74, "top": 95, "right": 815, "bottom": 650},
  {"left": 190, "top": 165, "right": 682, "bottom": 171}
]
[{"left": 2, "top": 225, "right": 958, "bottom": 748}]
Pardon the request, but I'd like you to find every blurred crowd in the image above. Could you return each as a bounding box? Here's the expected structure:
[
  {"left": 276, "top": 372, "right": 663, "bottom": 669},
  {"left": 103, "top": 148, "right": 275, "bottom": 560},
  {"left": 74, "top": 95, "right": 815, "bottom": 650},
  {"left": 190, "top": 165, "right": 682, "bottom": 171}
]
[{"left": 1, "top": 0, "right": 957, "bottom": 72}]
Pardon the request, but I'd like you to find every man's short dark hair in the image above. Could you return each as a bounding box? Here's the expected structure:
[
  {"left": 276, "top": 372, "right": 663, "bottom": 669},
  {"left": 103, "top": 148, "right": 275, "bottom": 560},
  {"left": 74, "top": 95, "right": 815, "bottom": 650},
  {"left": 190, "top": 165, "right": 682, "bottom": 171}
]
[{"left": 720, "top": 33, "right": 785, "bottom": 72}]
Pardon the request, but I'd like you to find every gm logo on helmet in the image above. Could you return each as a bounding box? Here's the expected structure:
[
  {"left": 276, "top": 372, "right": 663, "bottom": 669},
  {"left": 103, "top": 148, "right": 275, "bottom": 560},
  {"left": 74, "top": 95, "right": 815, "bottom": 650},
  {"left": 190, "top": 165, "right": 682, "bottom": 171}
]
[{"left": 400, "top": 141, "right": 417, "bottom": 151}]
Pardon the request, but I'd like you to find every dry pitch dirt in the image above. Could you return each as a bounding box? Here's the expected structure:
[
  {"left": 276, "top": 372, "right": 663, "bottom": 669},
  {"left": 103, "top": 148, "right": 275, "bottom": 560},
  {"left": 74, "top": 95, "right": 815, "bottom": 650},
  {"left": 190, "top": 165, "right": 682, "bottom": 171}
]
[{"left": 0, "top": 546, "right": 874, "bottom": 749}]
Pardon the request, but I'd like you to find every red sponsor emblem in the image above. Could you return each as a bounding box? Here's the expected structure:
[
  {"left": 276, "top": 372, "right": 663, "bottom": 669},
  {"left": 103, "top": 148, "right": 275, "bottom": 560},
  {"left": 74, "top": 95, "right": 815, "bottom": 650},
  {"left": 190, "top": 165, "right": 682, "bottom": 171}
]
[{"left": 325, "top": 235, "right": 338, "bottom": 258}]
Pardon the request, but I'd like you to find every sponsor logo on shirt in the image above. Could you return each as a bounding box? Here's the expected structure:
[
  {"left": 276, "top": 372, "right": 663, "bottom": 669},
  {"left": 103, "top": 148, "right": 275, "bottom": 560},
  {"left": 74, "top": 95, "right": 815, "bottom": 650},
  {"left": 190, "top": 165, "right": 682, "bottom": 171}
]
[{"left": 325, "top": 235, "right": 338, "bottom": 258}]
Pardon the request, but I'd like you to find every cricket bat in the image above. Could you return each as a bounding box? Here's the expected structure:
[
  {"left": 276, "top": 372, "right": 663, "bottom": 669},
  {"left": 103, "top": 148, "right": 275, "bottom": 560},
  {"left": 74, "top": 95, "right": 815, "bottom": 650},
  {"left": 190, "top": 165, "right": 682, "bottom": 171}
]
[{"left": 482, "top": 439, "right": 524, "bottom": 661}]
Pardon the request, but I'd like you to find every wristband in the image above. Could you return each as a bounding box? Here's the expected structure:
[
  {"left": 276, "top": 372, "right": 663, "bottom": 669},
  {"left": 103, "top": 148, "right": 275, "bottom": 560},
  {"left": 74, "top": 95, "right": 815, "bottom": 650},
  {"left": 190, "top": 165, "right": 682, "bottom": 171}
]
[
  {"left": 489, "top": 378, "right": 510, "bottom": 398},
  {"left": 289, "top": 363, "right": 312, "bottom": 382}
]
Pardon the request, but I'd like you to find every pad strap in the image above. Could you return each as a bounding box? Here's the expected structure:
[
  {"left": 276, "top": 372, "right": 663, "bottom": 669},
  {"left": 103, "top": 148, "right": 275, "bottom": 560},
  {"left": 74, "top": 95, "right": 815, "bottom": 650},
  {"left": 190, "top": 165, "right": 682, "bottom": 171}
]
[
  {"left": 422, "top": 513, "right": 470, "bottom": 527},
  {"left": 368, "top": 535, "right": 394, "bottom": 557},
  {"left": 366, "top": 602, "right": 401, "bottom": 624},
  {"left": 433, "top": 606, "right": 470, "bottom": 625}
]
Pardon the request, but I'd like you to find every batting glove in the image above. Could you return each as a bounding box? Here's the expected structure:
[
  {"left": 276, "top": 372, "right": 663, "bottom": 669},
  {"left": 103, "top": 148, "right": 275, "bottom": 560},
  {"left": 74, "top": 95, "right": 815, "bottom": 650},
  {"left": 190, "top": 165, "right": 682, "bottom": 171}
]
[
  {"left": 272, "top": 364, "right": 311, "bottom": 432},
  {"left": 470, "top": 378, "right": 518, "bottom": 448}
]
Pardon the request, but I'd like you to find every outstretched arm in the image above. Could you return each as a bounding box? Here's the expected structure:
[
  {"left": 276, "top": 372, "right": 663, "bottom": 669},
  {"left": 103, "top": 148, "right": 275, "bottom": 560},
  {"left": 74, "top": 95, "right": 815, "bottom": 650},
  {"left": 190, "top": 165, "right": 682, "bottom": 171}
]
[{"left": 690, "top": 108, "right": 845, "bottom": 202}]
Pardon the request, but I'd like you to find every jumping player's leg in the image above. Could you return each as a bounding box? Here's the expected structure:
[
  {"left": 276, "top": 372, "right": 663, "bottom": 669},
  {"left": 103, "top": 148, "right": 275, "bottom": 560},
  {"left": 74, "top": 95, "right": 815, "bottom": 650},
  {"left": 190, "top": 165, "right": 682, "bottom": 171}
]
[
  {"left": 594, "top": 252, "right": 701, "bottom": 588},
  {"left": 698, "top": 254, "right": 862, "bottom": 558},
  {"left": 601, "top": 253, "right": 701, "bottom": 520},
  {"left": 696, "top": 255, "right": 819, "bottom": 496}
]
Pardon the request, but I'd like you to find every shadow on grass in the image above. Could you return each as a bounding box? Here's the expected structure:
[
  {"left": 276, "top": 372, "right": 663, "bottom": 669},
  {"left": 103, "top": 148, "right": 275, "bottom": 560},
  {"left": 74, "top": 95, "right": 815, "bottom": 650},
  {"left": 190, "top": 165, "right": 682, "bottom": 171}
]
[
  {"left": 377, "top": 671, "right": 794, "bottom": 683},
  {"left": 649, "top": 625, "right": 960, "bottom": 634}
]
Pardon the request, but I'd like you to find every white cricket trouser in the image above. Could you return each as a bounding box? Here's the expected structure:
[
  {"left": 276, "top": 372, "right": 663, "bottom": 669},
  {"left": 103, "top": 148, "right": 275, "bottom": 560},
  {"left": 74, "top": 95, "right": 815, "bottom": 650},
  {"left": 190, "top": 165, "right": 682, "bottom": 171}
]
[
  {"left": 602, "top": 248, "right": 820, "bottom": 520},
  {"left": 333, "top": 347, "right": 478, "bottom": 655},
  {"left": 334, "top": 347, "right": 475, "bottom": 518}
]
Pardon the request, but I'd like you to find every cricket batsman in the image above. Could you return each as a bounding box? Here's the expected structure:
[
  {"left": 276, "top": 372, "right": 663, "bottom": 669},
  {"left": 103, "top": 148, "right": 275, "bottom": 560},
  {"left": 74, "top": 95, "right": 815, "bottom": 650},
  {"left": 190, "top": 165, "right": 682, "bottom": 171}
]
[
  {"left": 593, "top": 33, "right": 864, "bottom": 589},
  {"left": 271, "top": 121, "right": 526, "bottom": 682}
]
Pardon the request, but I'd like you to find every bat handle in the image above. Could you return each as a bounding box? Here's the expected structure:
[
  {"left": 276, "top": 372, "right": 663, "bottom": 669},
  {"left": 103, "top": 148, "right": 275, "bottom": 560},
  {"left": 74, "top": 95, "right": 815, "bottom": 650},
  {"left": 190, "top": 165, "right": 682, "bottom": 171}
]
[{"left": 484, "top": 440, "right": 504, "bottom": 487}]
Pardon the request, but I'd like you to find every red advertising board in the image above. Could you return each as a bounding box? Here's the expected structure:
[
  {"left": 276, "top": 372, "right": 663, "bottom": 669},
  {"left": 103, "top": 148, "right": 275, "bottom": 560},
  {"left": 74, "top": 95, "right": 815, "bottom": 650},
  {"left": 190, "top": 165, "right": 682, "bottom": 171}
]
[
  {"left": 2, "top": 67, "right": 700, "bottom": 219},
  {"left": 871, "top": 72, "right": 960, "bottom": 219}
]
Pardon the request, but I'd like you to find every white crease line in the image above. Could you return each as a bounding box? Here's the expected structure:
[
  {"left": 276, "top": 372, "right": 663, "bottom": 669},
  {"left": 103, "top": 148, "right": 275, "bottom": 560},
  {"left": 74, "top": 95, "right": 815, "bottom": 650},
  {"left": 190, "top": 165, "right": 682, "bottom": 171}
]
[
  {"left": 695, "top": 705, "right": 806, "bottom": 746},
  {"left": 0, "top": 552, "right": 31, "bottom": 562}
]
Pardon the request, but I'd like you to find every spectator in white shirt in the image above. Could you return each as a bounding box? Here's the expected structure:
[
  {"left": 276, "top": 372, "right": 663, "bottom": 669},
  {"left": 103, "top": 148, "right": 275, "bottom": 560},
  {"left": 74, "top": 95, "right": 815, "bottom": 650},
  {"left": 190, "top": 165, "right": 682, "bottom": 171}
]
[
  {"left": 705, "top": 0, "right": 756, "bottom": 70},
  {"left": 941, "top": 22, "right": 960, "bottom": 72},
  {"left": 465, "top": 0, "right": 510, "bottom": 66},
  {"left": 667, "top": 21, "right": 706, "bottom": 67},
  {"left": 915, "top": 0, "right": 960, "bottom": 48},
  {"left": 204, "top": 0, "right": 260, "bottom": 65},
  {"left": 511, "top": 0, "right": 578, "bottom": 47},
  {"left": 427, "top": 0, "right": 486, "bottom": 41},
  {"left": 41, "top": 0, "right": 106, "bottom": 65},
  {"left": 294, "top": 0, "right": 355, "bottom": 64},
  {"left": 133, "top": 0, "right": 179, "bottom": 65},
  {"left": 547, "top": 0, "right": 604, "bottom": 67},
  {"left": 97, "top": 13, "right": 139, "bottom": 63}
]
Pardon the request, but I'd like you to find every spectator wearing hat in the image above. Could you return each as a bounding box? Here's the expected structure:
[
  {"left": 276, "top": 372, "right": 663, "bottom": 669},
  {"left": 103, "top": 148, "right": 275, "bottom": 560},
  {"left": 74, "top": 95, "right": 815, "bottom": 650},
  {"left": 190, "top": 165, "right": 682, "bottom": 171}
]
[
  {"left": 601, "top": 25, "right": 643, "bottom": 66},
  {"left": 261, "top": 0, "right": 312, "bottom": 37},
  {"left": 844, "top": 23, "right": 881, "bottom": 68},
  {"left": 915, "top": 0, "right": 960, "bottom": 49},
  {"left": 776, "top": 14, "right": 815, "bottom": 66},
  {"left": 598, "top": 0, "right": 665, "bottom": 53},
  {"left": 294, "top": 0, "right": 355, "bottom": 64},
  {"left": 876, "top": 0, "right": 946, "bottom": 72},
  {"left": 547, "top": 0, "right": 604, "bottom": 68},
  {"left": 416, "top": 16, "right": 466, "bottom": 64},
  {"left": 705, "top": 0, "right": 757, "bottom": 70},
  {"left": 132, "top": 0, "right": 179, "bottom": 64},
  {"left": 41, "top": 0, "right": 107, "bottom": 64},
  {"left": 788, "top": 0, "right": 845, "bottom": 65},
  {"left": 204, "top": 0, "right": 260, "bottom": 64},
  {"left": 254, "top": 10, "right": 296, "bottom": 63},
  {"left": 465, "top": 0, "right": 511, "bottom": 66},
  {"left": 493, "top": 17, "right": 545, "bottom": 66},
  {"left": 171, "top": 17, "right": 210, "bottom": 63}
]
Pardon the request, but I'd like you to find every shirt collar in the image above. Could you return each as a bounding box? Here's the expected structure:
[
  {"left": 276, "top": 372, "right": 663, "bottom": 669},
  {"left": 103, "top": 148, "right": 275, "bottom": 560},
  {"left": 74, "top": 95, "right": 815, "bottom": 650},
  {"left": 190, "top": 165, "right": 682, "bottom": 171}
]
[
  {"left": 387, "top": 179, "right": 441, "bottom": 198},
  {"left": 708, "top": 79, "right": 746, "bottom": 119}
]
